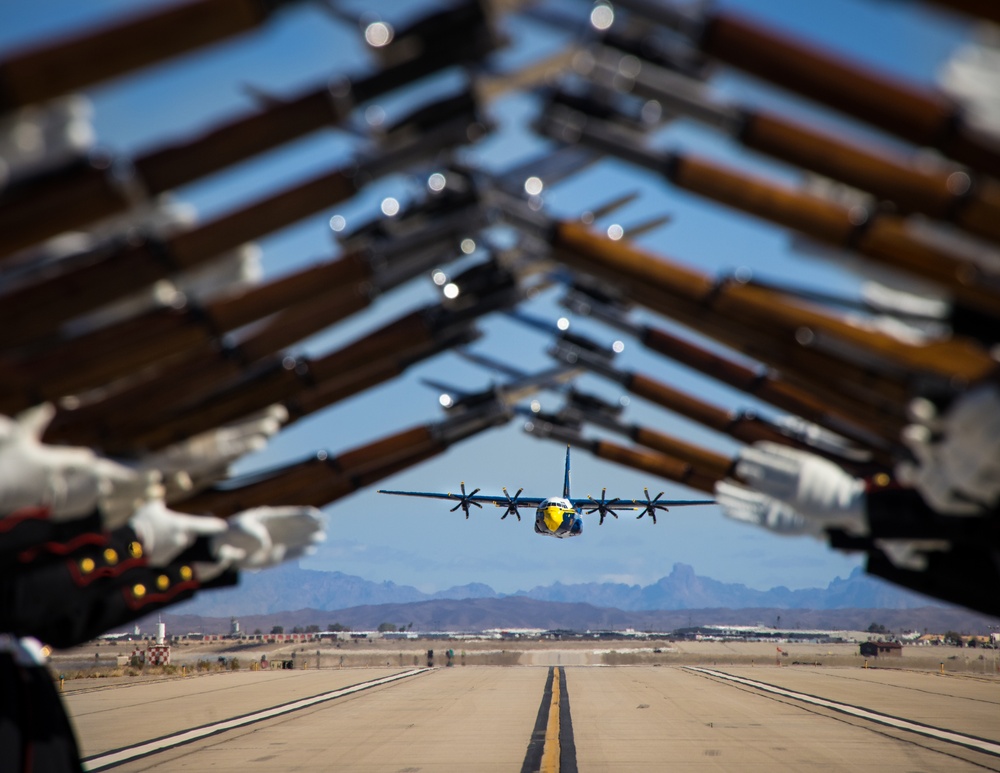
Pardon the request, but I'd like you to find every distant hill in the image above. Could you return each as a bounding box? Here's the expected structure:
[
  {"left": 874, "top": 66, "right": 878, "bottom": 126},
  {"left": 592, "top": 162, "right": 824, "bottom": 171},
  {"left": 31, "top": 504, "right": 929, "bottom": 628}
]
[
  {"left": 167, "top": 561, "right": 949, "bottom": 618},
  {"left": 150, "top": 598, "right": 996, "bottom": 637}
]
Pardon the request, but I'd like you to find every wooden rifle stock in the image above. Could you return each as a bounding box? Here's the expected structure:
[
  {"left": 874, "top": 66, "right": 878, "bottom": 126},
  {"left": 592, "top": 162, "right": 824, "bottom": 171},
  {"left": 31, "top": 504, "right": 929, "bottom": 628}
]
[
  {"left": 551, "top": 224, "right": 996, "bottom": 439},
  {"left": 698, "top": 9, "right": 1000, "bottom": 177},
  {"left": 588, "top": 439, "right": 717, "bottom": 495},
  {"left": 0, "top": 164, "right": 360, "bottom": 340},
  {"left": 636, "top": 324, "right": 860, "bottom": 436},
  {"left": 41, "top": 283, "right": 372, "bottom": 446},
  {"left": 105, "top": 308, "right": 460, "bottom": 451},
  {"left": 0, "top": 2, "right": 497, "bottom": 256},
  {"left": 668, "top": 154, "right": 1000, "bottom": 316},
  {"left": 621, "top": 371, "right": 887, "bottom": 465},
  {"left": 554, "top": 222, "right": 996, "bottom": 384},
  {"left": 175, "top": 426, "right": 442, "bottom": 515},
  {"left": 592, "top": 46, "right": 1000, "bottom": 244},
  {"left": 628, "top": 425, "right": 735, "bottom": 480},
  {"left": 0, "top": 0, "right": 301, "bottom": 111},
  {"left": 3, "top": 250, "right": 374, "bottom": 410},
  {"left": 617, "top": 282, "right": 909, "bottom": 434},
  {"left": 738, "top": 111, "right": 1000, "bottom": 245},
  {"left": 628, "top": 292, "right": 909, "bottom": 442}
]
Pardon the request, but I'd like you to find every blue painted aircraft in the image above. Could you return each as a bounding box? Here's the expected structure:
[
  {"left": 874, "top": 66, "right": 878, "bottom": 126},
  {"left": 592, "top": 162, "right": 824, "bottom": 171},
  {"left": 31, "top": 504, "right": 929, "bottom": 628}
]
[{"left": 377, "top": 446, "right": 714, "bottom": 538}]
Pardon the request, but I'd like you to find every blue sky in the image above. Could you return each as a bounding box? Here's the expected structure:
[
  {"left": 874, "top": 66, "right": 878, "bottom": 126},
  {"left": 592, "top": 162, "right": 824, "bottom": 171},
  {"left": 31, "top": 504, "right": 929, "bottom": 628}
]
[{"left": 2, "top": 1, "right": 974, "bottom": 593}]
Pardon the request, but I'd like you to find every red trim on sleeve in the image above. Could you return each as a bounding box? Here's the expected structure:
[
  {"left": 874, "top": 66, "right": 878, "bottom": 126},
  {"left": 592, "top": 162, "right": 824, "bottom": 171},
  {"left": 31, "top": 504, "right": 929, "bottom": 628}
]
[{"left": 0, "top": 505, "right": 51, "bottom": 532}]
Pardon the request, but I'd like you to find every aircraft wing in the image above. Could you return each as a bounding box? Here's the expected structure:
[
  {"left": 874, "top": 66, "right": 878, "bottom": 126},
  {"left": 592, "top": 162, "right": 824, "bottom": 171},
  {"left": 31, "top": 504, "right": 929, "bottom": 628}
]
[
  {"left": 377, "top": 489, "right": 547, "bottom": 509},
  {"left": 568, "top": 497, "right": 715, "bottom": 510}
]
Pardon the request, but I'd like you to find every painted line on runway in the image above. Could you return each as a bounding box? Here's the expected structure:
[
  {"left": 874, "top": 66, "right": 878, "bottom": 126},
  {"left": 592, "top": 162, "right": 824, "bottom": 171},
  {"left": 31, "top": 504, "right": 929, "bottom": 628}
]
[
  {"left": 81, "top": 668, "right": 431, "bottom": 771},
  {"left": 557, "top": 667, "right": 578, "bottom": 773},
  {"left": 539, "top": 667, "right": 561, "bottom": 772},
  {"left": 521, "top": 666, "right": 578, "bottom": 773},
  {"left": 687, "top": 667, "right": 1000, "bottom": 758},
  {"left": 521, "top": 667, "right": 555, "bottom": 773}
]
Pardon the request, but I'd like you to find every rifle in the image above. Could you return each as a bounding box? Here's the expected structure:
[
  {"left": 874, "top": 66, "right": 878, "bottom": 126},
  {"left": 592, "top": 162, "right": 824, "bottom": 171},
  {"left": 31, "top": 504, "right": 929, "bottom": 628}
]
[
  {"left": 534, "top": 323, "right": 891, "bottom": 468},
  {"left": 554, "top": 383, "right": 884, "bottom": 479},
  {"left": 555, "top": 388, "right": 736, "bottom": 480},
  {"left": 523, "top": 414, "right": 718, "bottom": 496},
  {"left": 0, "top": 158, "right": 494, "bottom": 409},
  {"left": 609, "top": 0, "right": 1000, "bottom": 177},
  {"left": 577, "top": 43, "right": 1000, "bottom": 245},
  {"left": 502, "top": 208, "right": 996, "bottom": 428},
  {"left": 174, "top": 395, "right": 513, "bottom": 515},
  {"left": 0, "top": 0, "right": 499, "bottom": 256},
  {"left": 539, "top": 107, "right": 1000, "bottom": 319},
  {"left": 55, "top": 258, "right": 526, "bottom": 453},
  {"left": 0, "top": 0, "right": 314, "bottom": 113},
  {"left": 0, "top": 89, "right": 487, "bottom": 344},
  {"left": 558, "top": 285, "right": 893, "bottom": 451},
  {"left": 34, "top": 151, "right": 588, "bottom": 437}
]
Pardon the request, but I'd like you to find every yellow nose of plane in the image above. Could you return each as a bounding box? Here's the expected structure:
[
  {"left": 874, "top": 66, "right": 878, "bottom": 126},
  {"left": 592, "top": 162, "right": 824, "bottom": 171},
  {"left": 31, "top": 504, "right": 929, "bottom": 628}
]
[{"left": 543, "top": 506, "right": 564, "bottom": 533}]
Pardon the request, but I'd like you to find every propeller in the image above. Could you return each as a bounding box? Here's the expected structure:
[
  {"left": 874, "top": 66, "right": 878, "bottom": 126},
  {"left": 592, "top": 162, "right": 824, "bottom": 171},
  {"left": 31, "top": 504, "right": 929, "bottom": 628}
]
[
  {"left": 637, "top": 488, "right": 667, "bottom": 525},
  {"left": 450, "top": 482, "right": 482, "bottom": 519},
  {"left": 585, "top": 488, "right": 621, "bottom": 525},
  {"left": 500, "top": 487, "right": 523, "bottom": 521}
]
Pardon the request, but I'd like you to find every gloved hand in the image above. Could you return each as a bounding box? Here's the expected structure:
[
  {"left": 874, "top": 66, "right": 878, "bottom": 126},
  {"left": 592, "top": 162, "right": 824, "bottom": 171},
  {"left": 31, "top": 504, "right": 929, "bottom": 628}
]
[
  {"left": 714, "top": 481, "right": 821, "bottom": 537},
  {"left": 0, "top": 404, "right": 158, "bottom": 526},
  {"left": 128, "top": 499, "right": 228, "bottom": 567},
  {"left": 735, "top": 442, "right": 868, "bottom": 535},
  {"left": 897, "top": 384, "right": 1000, "bottom": 514},
  {"left": 138, "top": 405, "right": 287, "bottom": 499},
  {"left": 194, "top": 507, "right": 325, "bottom": 581},
  {"left": 216, "top": 506, "right": 325, "bottom": 569}
]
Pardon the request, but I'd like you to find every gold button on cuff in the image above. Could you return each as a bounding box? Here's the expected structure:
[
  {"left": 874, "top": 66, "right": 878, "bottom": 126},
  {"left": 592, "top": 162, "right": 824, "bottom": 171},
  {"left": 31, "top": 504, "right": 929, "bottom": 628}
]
[
  {"left": 132, "top": 583, "right": 146, "bottom": 599},
  {"left": 128, "top": 541, "right": 143, "bottom": 559},
  {"left": 80, "top": 557, "right": 95, "bottom": 574},
  {"left": 179, "top": 565, "right": 193, "bottom": 581},
  {"left": 103, "top": 548, "right": 118, "bottom": 565},
  {"left": 156, "top": 574, "right": 170, "bottom": 591}
]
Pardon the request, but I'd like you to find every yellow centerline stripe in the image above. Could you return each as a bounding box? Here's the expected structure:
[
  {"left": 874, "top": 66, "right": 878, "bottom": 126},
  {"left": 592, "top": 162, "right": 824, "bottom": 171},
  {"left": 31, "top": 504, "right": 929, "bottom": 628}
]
[{"left": 540, "top": 667, "right": 561, "bottom": 773}]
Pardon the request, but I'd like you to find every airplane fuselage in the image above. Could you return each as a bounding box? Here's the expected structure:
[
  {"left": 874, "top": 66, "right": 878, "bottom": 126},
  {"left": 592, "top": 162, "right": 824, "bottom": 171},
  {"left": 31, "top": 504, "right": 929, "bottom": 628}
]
[{"left": 533, "top": 496, "right": 583, "bottom": 538}]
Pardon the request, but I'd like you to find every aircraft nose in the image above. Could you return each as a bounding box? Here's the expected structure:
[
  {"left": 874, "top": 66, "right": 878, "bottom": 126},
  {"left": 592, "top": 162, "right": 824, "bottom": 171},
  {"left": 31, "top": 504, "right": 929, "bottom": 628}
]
[{"left": 543, "top": 506, "right": 563, "bottom": 532}]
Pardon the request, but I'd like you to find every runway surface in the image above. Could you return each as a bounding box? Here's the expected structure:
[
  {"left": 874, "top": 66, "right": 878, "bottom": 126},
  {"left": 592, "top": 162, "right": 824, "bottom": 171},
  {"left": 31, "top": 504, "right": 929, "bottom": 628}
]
[{"left": 64, "top": 663, "right": 1000, "bottom": 772}]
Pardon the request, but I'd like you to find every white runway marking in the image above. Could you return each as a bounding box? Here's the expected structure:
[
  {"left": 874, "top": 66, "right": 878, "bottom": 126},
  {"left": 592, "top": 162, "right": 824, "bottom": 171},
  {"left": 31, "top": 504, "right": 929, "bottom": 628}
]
[
  {"left": 81, "top": 668, "right": 431, "bottom": 771},
  {"left": 687, "top": 666, "right": 1000, "bottom": 757}
]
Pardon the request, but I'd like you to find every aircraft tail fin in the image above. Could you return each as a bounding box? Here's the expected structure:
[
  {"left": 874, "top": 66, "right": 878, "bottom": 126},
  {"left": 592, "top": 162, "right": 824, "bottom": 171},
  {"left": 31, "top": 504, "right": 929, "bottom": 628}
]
[{"left": 563, "top": 444, "right": 571, "bottom": 499}]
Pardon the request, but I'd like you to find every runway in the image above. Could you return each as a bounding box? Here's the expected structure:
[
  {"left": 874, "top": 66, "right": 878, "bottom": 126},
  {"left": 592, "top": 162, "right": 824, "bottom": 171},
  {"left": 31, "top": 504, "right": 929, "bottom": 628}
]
[{"left": 64, "top": 663, "right": 1000, "bottom": 772}]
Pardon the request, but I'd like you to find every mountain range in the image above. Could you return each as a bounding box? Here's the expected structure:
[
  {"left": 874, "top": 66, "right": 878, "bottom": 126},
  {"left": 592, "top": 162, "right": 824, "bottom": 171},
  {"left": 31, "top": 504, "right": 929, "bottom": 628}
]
[{"left": 170, "top": 562, "right": 946, "bottom": 618}]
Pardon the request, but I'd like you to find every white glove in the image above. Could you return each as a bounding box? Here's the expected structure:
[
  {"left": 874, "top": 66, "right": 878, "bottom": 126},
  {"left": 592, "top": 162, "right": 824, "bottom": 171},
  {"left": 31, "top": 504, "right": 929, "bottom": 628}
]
[
  {"left": 195, "top": 507, "right": 325, "bottom": 582},
  {"left": 215, "top": 507, "right": 326, "bottom": 569},
  {"left": 897, "top": 384, "right": 1000, "bottom": 514},
  {"left": 714, "top": 481, "right": 822, "bottom": 537},
  {"left": 0, "top": 404, "right": 158, "bottom": 526},
  {"left": 139, "top": 405, "right": 287, "bottom": 497},
  {"left": 735, "top": 442, "right": 868, "bottom": 535},
  {"left": 128, "top": 499, "right": 228, "bottom": 567}
]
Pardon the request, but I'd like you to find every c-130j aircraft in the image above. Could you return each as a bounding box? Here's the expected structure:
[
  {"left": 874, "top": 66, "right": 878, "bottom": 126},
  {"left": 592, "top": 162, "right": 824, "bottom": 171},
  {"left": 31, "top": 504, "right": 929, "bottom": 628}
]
[{"left": 378, "top": 446, "right": 715, "bottom": 538}]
